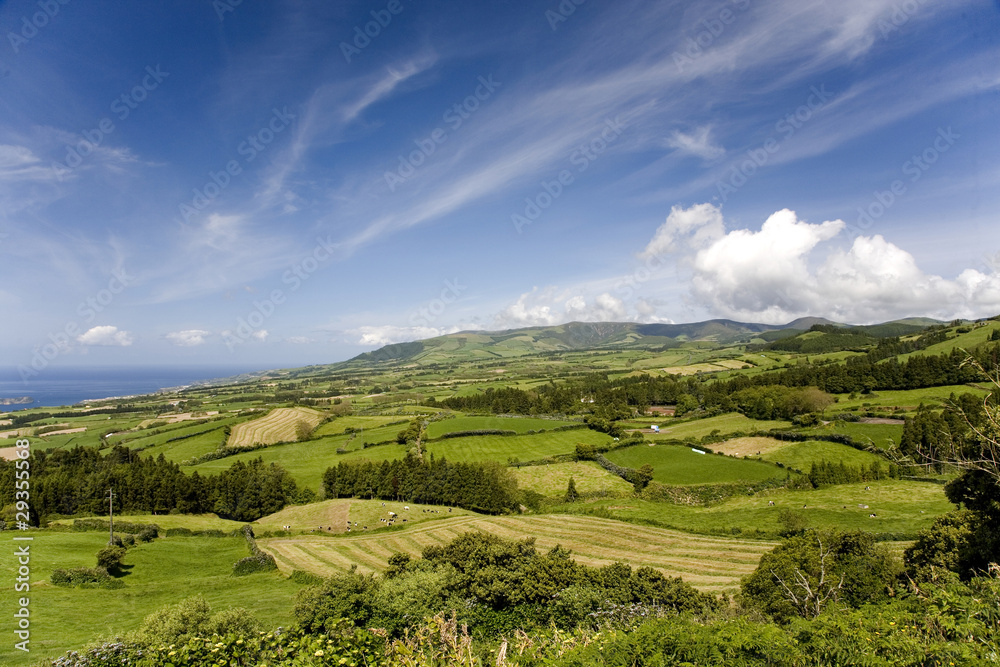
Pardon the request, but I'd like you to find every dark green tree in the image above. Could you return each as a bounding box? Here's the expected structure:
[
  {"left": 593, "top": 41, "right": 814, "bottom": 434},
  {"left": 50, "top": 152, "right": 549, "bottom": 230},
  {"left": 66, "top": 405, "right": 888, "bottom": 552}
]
[{"left": 564, "top": 477, "right": 578, "bottom": 502}]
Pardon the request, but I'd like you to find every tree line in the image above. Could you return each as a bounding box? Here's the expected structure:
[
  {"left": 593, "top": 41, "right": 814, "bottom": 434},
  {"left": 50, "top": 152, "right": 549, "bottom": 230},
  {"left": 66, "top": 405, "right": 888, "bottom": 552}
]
[
  {"left": 0, "top": 445, "right": 299, "bottom": 523},
  {"left": 434, "top": 343, "right": 1000, "bottom": 420},
  {"left": 322, "top": 454, "right": 519, "bottom": 513}
]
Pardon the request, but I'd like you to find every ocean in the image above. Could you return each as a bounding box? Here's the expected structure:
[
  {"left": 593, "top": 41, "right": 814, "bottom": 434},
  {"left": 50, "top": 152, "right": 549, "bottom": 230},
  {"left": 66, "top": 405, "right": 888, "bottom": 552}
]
[{"left": 0, "top": 365, "right": 261, "bottom": 412}]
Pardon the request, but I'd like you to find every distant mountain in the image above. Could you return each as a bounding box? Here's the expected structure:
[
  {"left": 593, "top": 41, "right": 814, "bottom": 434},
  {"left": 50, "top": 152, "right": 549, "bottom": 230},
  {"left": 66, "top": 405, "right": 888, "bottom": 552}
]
[{"left": 343, "top": 317, "right": 888, "bottom": 367}]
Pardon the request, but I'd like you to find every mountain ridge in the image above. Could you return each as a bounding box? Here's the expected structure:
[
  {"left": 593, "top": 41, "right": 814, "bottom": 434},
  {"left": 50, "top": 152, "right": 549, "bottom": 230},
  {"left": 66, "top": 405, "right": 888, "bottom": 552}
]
[{"left": 344, "top": 317, "right": 944, "bottom": 366}]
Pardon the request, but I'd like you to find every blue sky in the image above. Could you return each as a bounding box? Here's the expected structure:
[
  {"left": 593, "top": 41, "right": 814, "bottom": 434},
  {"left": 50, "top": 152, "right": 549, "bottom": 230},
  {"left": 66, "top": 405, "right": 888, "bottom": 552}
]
[{"left": 1, "top": 0, "right": 999, "bottom": 374}]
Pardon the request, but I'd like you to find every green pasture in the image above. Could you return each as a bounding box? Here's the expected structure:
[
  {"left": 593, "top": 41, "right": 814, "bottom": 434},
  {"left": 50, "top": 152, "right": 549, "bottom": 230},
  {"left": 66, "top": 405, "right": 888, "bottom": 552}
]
[
  {"left": 653, "top": 413, "right": 793, "bottom": 440},
  {"left": 759, "top": 440, "right": 889, "bottom": 472},
  {"left": 48, "top": 513, "right": 244, "bottom": 532},
  {"left": 796, "top": 421, "right": 904, "bottom": 449},
  {"left": 898, "top": 322, "right": 1000, "bottom": 358},
  {"left": 514, "top": 461, "right": 634, "bottom": 497},
  {"left": 606, "top": 444, "right": 788, "bottom": 485},
  {"left": 313, "top": 415, "right": 409, "bottom": 437},
  {"left": 425, "top": 429, "right": 614, "bottom": 464},
  {"left": 0, "top": 531, "right": 303, "bottom": 666},
  {"left": 560, "top": 479, "right": 954, "bottom": 538},
  {"left": 425, "top": 415, "right": 580, "bottom": 439},
  {"left": 190, "top": 437, "right": 410, "bottom": 491},
  {"left": 832, "top": 385, "right": 989, "bottom": 412}
]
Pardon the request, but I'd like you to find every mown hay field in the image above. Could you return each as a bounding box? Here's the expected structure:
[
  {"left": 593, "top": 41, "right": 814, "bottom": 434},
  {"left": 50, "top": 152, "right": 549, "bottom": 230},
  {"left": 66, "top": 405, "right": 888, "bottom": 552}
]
[
  {"left": 259, "top": 514, "right": 775, "bottom": 593},
  {"left": 228, "top": 407, "right": 325, "bottom": 447}
]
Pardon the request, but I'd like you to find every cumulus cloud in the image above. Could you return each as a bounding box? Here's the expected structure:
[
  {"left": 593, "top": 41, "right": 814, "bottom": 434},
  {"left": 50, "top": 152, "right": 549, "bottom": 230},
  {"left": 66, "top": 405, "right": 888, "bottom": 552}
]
[
  {"left": 350, "top": 325, "right": 465, "bottom": 346},
  {"left": 565, "top": 292, "right": 627, "bottom": 321},
  {"left": 251, "top": 329, "right": 269, "bottom": 342},
  {"left": 650, "top": 203, "right": 1000, "bottom": 323},
  {"left": 493, "top": 288, "right": 564, "bottom": 328},
  {"left": 640, "top": 203, "right": 725, "bottom": 259},
  {"left": 494, "top": 289, "right": 632, "bottom": 328},
  {"left": 77, "top": 326, "right": 133, "bottom": 346},
  {"left": 690, "top": 208, "right": 843, "bottom": 319},
  {"left": 665, "top": 126, "right": 725, "bottom": 160},
  {"left": 166, "top": 329, "right": 211, "bottom": 346}
]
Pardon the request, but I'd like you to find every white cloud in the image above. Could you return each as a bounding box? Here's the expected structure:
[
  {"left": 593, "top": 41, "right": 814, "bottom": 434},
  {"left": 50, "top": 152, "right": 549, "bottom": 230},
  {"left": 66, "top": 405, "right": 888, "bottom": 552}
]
[
  {"left": 665, "top": 126, "right": 724, "bottom": 160},
  {"left": 0, "top": 144, "right": 65, "bottom": 183},
  {"left": 494, "top": 289, "right": 632, "bottom": 329},
  {"left": 565, "top": 292, "right": 627, "bottom": 321},
  {"left": 350, "top": 325, "right": 464, "bottom": 347},
  {"left": 640, "top": 203, "right": 725, "bottom": 259},
  {"left": 77, "top": 326, "right": 133, "bottom": 346},
  {"left": 252, "top": 329, "right": 269, "bottom": 342},
  {"left": 286, "top": 336, "right": 317, "bottom": 344},
  {"left": 493, "top": 288, "right": 563, "bottom": 328},
  {"left": 166, "top": 329, "right": 211, "bottom": 346},
  {"left": 648, "top": 204, "right": 1000, "bottom": 323},
  {"left": 690, "top": 208, "right": 843, "bottom": 318}
]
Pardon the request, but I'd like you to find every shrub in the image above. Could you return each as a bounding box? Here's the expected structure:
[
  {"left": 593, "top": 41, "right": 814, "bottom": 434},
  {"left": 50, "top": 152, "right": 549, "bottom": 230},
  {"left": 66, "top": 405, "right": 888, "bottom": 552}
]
[
  {"left": 741, "top": 529, "right": 899, "bottom": 622},
  {"left": 50, "top": 566, "right": 121, "bottom": 588},
  {"left": 96, "top": 545, "right": 126, "bottom": 574},
  {"left": 232, "top": 524, "right": 278, "bottom": 576}
]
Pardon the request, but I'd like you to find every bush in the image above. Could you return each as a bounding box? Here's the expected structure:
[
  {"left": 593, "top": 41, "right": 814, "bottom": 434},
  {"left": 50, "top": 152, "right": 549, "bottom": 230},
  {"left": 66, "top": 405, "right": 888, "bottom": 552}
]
[
  {"left": 96, "top": 545, "right": 126, "bottom": 574},
  {"left": 232, "top": 524, "right": 278, "bottom": 576},
  {"left": 129, "top": 595, "right": 261, "bottom": 647},
  {"left": 50, "top": 566, "right": 124, "bottom": 590},
  {"left": 741, "top": 529, "right": 899, "bottom": 622}
]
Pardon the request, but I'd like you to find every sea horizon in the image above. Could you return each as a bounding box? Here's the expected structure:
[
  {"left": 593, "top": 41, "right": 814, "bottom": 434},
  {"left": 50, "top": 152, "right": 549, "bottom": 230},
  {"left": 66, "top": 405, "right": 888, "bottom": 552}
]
[{"left": 0, "top": 365, "right": 266, "bottom": 412}]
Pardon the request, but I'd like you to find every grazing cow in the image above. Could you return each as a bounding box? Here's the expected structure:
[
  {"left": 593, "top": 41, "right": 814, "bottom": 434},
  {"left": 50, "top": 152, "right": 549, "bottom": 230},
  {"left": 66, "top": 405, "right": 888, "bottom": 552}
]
[
  {"left": 767, "top": 501, "right": 774, "bottom": 506},
  {"left": 404, "top": 506, "right": 410, "bottom": 511}
]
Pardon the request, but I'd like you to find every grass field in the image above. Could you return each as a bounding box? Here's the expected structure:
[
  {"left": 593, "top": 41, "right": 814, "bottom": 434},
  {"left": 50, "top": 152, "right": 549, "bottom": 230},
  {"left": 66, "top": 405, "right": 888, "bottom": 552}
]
[
  {"left": 425, "top": 429, "right": 614, "bottom": 463},
  {"left": 514, "top": 461, "right": 634, "bottom": 496},
  {"left": 759, "top": 440, "right": 888, "bottom": 472},
  {"left": 191, "top": 438, "right": 411, "bottom": 491},
  {"left": 561, "top": 479, "right": 953, "bottom": 538},
  {"left": 254, "top": 498, "right": 477, "bottom": 534},
  {"left": 832, "top": 385, "right": 989, "bottom": 412},
  {"left": 797, "top": 421, "right": 904, "bottom": 450},
  {"left": 707, "top": 436, "right": 787, "bottom": 457},
  {"left": 0, "top": 531, "right": 303, "bottom": 666},
  {"left": 312, "top": 415, "right": 409, "bottom": 438},
  {"left": 653, "top": 413, "right": 793, "bottom": 440},
  {"left": 49, "top": 513, "right": 244, "bottom": 531},
  {"left": 259, "top": 514, "right": 775, "bottom": 594},
  {"left": 606, "top": 444, "right": 788, "bottom": 485},
  {"left": 425, "top": 415, "right": 579, "bottom": 439},
  {"left": 228, "top": 407, "right": 325, "bottom": 447}
]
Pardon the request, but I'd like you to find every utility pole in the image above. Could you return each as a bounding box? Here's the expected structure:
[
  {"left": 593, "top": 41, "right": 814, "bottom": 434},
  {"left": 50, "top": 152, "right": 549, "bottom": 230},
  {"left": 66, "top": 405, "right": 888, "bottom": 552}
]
[{"left": 106, "top": 488, "right": 115, "bottom": 546}]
